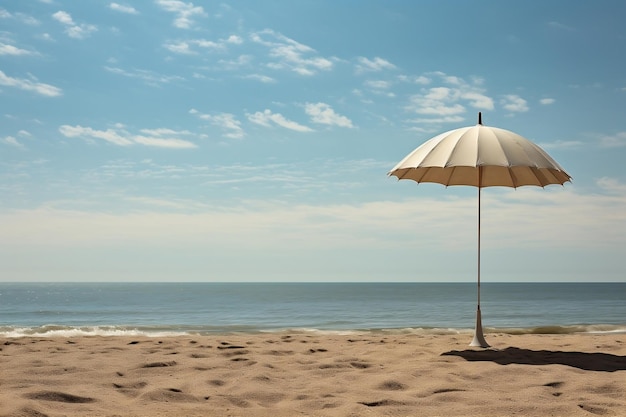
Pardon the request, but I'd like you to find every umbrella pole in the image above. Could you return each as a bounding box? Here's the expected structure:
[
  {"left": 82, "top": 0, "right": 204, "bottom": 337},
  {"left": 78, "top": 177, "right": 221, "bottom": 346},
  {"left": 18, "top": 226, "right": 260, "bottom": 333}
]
[{"left": 470, "top": 185, "right": 490, "bottom": 348}]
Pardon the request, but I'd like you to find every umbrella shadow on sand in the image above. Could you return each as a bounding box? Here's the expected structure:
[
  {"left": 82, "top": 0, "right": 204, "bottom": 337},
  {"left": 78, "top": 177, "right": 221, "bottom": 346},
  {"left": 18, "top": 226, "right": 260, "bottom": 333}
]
[{"left": 441, "top": 347, "right": 626, "bottom": 372}]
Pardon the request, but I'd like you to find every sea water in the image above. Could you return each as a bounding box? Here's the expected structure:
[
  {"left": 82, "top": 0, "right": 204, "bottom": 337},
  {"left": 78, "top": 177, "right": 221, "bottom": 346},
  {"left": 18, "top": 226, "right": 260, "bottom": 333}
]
[{"left": 0, "top": 282, "right": 624, "bottom": 337}]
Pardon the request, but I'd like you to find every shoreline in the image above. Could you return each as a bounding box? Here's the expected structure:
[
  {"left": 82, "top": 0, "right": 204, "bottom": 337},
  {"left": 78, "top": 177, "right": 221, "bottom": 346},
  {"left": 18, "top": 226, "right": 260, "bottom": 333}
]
[
  {"left": 2, "top": 323, "right": 626, "bottom": 339},
  {"left": 1, "top": 332, "right": 625, "bottom": 416}
]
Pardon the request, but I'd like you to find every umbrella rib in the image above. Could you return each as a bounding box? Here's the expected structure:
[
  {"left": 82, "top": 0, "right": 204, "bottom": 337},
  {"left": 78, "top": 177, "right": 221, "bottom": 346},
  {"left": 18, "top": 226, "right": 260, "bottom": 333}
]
[
  {"left": 507, "top": 166, "right": 518, "bottom": 188},
  {"left": 443, "top": 166, "right": 456, "bottom": 186},
  {"left": 533, "top": 167, "right": 551, "bottom": 187},
  {"left": 489, "top": 129, "right": 518, "bottom": 187}
]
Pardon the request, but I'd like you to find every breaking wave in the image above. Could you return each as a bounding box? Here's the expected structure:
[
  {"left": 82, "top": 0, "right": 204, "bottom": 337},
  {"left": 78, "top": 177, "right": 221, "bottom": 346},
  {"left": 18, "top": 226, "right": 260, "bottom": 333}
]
[{"left": 1, "top": 323, "right": 624, "bottom": 338}]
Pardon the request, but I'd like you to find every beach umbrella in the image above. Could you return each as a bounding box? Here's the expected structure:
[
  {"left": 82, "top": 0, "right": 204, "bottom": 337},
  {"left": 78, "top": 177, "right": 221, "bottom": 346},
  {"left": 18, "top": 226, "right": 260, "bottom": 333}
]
[{"left": 388, "top": 113, "right": 571, "bottom": 347}]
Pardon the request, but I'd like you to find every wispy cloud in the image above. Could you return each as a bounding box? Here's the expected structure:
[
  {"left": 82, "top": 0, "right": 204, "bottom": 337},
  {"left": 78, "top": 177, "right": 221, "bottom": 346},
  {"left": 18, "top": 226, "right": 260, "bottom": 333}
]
[
  {"left": 398, "top": 74, "right": 432, "bottom": 85},
  {"left": 599, "top": 131, "right": 626, "bottom": 148},
  {"left": 538, "top": 140, "right": 584, "bottom": 150},
  {"left": 139, "top": 128, "right": 194, "bottom": 137},
  {"left": 104, "top": 66, "right": 184, "bottom": 86},
  {"left": 0, "top": 42, "right": 36, "bottom": 56},
  {"left": 407, "top": 116, "right": 465, "bottom": 125},
  {"left": 2, "top": 135, "right": 25, "bottom": 149},
  {"left": 58, "top": 124, "right": 197, "bottom": 148},
  {"left": 408, "top": 87, "right": 466, "bottom": 116},
  {"left": 501, "top": 94, "right": 529, "bottom": 113},
  {"left": 597, "top": 177, "right": 626, "bottom": 194},
  {"left": 109, "top": 3, "right": 139, "bottom": 14},
  {"left": 132, "top": 135, "right": 196, "bottom": 148},
  {"left": 548, "top": 21, "right": 575, "bottom": 31},
  {"left": 59, "top": 125, "right": 133, "bottom": 146},
  {"left": 355, "top": 56, "right": 396, "bottom": 73},
  {"left": 247, "top": 109, "right": 313, "bottom": 132},
  {"left": 365, "top": 80, "right": 393, "bottom": 90},
  {"left": 38, "top": 33, "right": 54, "bottom": 42},
  {"left": 52, "top": 10, "right": 97, "bottom": 39},
  {"left": 0, "top": 9, "right": 40, "bottom": 25},
  {"left": 3, "top": 187, "right": 622, "bottom": 253},
  {"left": 189, "top": 109, "right": 245, "bottom": 139},
  {"left": 406, "top": 72, "right": 494, "bottom": 121},
  {"left": 0, "top": 70, "right": 62, "bottom": 97},
  {"left": 251, "top": 29, "right": 334, "bottom": 76},
  {"left": 413, "top": 75, "right": 431, "bottom": 85},
  {"left": 155, "top": 0, "right": 207, "bottom": 29},
  {"left": 362, "top": 79, "right": 397, "bottom": 98},
  {"left": 459, "top": 91, "right": 492, "bottom": 109},
  {"left": 163, "top": 41, "right": 196, "bottom": 54},
  {"left": 215, "top": 55, "right": 253, "bottom": 71},
  {"left": 3, "top": 129, "right": 33, "bottom": 149},
  {"left": 243, "top": 74, "right": 276, "bottom": 83},
  {"left": 304, "top": 103, "right": 354, "bottom": 128},
  {"left": 540, "top": 98, "right": 555, "bottom": 105},
  {"left": 163, "top": 35, "right": 242, "bottom": 55}
]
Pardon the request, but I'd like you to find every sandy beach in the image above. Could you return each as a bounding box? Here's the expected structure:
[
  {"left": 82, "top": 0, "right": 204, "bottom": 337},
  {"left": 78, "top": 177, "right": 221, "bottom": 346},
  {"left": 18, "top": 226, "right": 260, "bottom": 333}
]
[{"left": 1, "top": 332, "right": 625, "bottom": 417}]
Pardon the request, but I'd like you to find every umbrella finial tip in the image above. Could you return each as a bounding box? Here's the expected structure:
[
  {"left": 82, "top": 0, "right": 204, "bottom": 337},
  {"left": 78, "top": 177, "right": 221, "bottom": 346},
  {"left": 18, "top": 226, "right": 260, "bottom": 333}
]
[{"left": 478, "top": 112, "right": 482, "bottom": 125}]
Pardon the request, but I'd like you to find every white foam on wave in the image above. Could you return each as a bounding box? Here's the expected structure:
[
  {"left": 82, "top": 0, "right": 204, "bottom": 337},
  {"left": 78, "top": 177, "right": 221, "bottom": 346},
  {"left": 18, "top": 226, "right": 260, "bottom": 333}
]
[
  {"left": 260, "top": 327, "right": 475, "bottom": 336},
  {"left": 3, "top": 324, "right": 624, "bottom": 338},
  {"left": 0, "top": 326, "right": 189, "bottom": 338},
  {"left": 261, "top": 327, "right": 365, "bottom": 336},
  {"left": 581, "top": 324, "right": 626, "bottom": 335}
]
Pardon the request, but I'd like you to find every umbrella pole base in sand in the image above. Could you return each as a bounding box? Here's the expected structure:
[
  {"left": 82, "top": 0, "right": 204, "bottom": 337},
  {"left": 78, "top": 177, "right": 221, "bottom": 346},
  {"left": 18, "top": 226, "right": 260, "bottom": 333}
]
[{"left": 470, "top": 307, "right": 490, "bottom": 348}]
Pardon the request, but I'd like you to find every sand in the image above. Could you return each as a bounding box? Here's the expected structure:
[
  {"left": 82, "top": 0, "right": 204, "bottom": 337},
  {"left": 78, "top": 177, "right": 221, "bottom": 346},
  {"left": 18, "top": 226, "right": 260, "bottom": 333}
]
[{"left": 1, "top": 332, "right": 625, "bottom": 417}]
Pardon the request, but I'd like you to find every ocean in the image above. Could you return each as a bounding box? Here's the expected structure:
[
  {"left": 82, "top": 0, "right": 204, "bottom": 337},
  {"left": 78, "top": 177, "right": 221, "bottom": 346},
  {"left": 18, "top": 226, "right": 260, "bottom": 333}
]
[{"left": 0, "top": 282, "right": 624, "bottom": 337}]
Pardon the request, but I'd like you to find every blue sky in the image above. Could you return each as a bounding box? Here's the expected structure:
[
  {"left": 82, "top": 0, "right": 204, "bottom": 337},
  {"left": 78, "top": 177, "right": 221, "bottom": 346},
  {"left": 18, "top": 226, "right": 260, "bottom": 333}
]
[{"left": 1, "top": 0, "right": 625, "bottom": 282}]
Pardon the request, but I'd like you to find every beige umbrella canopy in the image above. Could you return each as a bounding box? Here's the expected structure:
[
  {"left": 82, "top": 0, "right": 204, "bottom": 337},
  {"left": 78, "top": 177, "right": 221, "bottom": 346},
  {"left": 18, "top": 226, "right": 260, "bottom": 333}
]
[{"left": 389, "top": 113, "right": 571, "bottom": 347}]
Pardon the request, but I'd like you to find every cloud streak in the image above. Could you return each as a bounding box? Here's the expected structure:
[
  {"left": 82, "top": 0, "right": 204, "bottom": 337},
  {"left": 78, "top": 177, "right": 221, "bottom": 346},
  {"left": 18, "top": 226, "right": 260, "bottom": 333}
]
[
  {"left": 2, "top": 135, "right": 25, "bottom": 149},
  {"left": 163, "top": 35, "right": 242, "bottom": 55},
  {"left": 58, "top": 124, "right": 197, "bottom": 148},
  {"left": 155, "top": 0, "right": 207, "bottom": 29},
  {"left": 501, "top": 94, "right": 529, "bottom": 113},
  {"left": 104, "top": 66, "right": 184, "bottom": 86},
  {"left": 248, "top": 109, "right": 314, "bottom": 132},
  {"left": 356, "top": 56, "right": 396, "bottom": 73},
  {"left": 405, "top": 72, "right": 494, "bottom": 124},
  {"left": 0, "top": 42, "right": 36, "bottom": 56},
  {"left": 190, "top": 110, "right": 245, "bottom": 139},
  {"left": 251, "top": 29, "right": 334, "bottom": 76},
  {"left": 52, "top": 10, "right": 97, "bottom": 39},
  {"left": 109, "top": 3, "right": 139, "bottom": 14},
  {"left": 599, "top": 132, "right": 626, "bottom": 148},
  {"left": 2, "top": 186, "right": 622, "bottom": 253},
  {"left": 0, "top": 70, "right": 62, "bottom": 97},
  {"left": 305, "top": 103, "right": 354, "bottom": 128}
]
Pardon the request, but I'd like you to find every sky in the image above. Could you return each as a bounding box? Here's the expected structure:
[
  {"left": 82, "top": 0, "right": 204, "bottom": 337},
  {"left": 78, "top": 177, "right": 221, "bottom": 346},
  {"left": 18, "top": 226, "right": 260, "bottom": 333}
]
[{"left": 1, "top": 0, "right": 625, "bottom": 283}]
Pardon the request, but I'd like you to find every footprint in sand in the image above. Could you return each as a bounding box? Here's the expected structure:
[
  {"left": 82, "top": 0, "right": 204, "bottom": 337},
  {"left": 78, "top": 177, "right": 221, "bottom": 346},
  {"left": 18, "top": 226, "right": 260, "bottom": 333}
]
[
  {"left": 227, "top": 396, "right": 252, "bottom": 408},
  {"left": 208, "top": 379, "right": 226, "bottom": 386},
  {"left": 113, "top": 381, "right": 148, "bottom": 397},
  {"left": 578, "top": 404, "right": 610, "bottom": 415},
  {"left": 190, "top": 353, "right": 210, "bottom": 358},
  {"left": 141, "top": 388, "right": 200, "bottom": 403},
  {"left": 24, "top": 391, "right": 96, "bottom": 404},
  {"left": 12, "top": 406, "right": 50, "bottom": 417},
  {"left": 543, "top": 381, "right": 564, "bottom": 397},
  {"left": 358, "top": 399, "right": 405, "bottom": 407},
  {"left": 141, "top": 361, "right": 177, "bottom": 368},
  {"left": 432, "top": 388, "right": 466, "bottom": 394},
  {"left": 350, "top": 361, "right": 371, "bottom": 369},
  {"left": 377, "top": 380, "right": 407, "bottom": 391},
  {"left": 222, "top": 350, "right": 250, "bottom": 358}
]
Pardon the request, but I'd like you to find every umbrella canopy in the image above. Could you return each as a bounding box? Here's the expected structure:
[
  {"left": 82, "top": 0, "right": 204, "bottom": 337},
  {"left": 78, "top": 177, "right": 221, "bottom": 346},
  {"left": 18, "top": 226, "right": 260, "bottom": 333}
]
[
  {"left": 390, "top": 114, "right": 571, "bottom": 188},
  {"left": 389, "top": 113, "right": 571, "bottom": 347}
]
